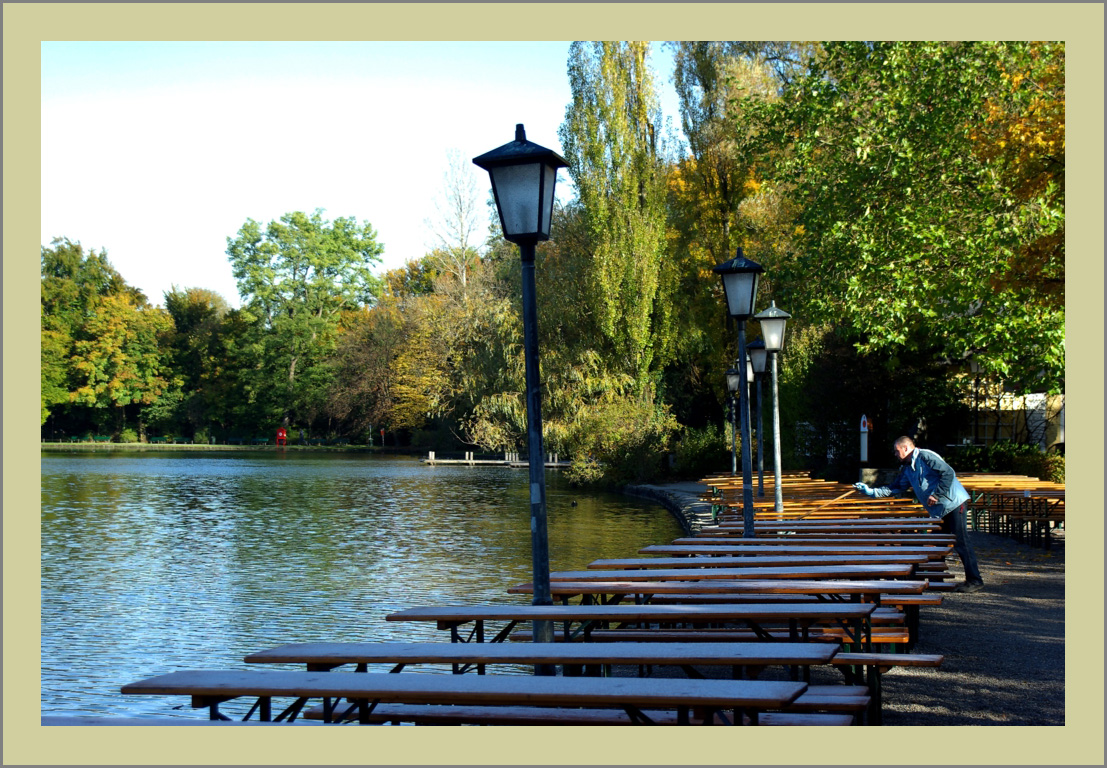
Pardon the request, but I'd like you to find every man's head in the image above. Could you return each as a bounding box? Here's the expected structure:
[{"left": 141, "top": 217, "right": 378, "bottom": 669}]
[{"left": 893, "top": 436, "right": 915, "bottom": 462}]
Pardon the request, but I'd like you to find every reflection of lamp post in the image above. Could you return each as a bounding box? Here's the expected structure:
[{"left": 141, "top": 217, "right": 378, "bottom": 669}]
[
  {"left": 713, "top": 249, "right": 763, "bottom": 538},
  {"left": 725, "top": 366, "right": 742, "bottom": 475},
  {"left": 753, "top": 301, "right": 790, "bottom": 515},
  {"left": 748, "top": 339, "right": 767, "bottom": 497},
  {"left": 474, "top": 125, "right": 567, "bottom": 665}
]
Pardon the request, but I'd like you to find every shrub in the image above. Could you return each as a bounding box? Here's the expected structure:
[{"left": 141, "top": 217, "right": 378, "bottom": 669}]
[
  {"left": 671, "top": 424, "right": 731, "bottom": 479},
  {"left": 948, "top": 441, "right": 1063, "bottom": 482},
  {"left": 117, "top": 428, "right": 138, "bottom": 443},
  {"left": 565, "top": 399, "right": 678, "bottom": 488}
]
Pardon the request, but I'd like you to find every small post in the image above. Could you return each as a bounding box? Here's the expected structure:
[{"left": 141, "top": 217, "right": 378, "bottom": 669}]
[{"left": 860, "top": 414, "right": 870, "bottom": 464}]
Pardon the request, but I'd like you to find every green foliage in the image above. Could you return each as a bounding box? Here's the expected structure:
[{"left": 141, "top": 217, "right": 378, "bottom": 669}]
[
  {"left": 564, "top": 397, "right": 678, "bottom": 487},
  {"left": 117, "top": 427, "right": 138, "bottom": 443},
  {"left": 671, "top": 424, "right": 731, "bottom": 479},
  {"left": 741, "top": 41, "right": 1064, "bottom": 396},
  {"left": 560, "top": 41, "right": 675, "bottom": 390},
  {"left": 948, "top": 440, "right": 1063, "bottom": 482}
]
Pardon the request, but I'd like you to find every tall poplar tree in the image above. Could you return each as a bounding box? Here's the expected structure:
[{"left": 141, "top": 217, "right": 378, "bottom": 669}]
[{"left": 559, "top": 41, "right": 674, "bottom": 391}]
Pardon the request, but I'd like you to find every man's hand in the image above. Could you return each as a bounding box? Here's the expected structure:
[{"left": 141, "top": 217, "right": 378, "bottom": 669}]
[
  {"left": 853, "top": 482, "right": 874, "bottom": 497},
  {"left": 927, "top": 494, "right": 939, "bottom": 506}
]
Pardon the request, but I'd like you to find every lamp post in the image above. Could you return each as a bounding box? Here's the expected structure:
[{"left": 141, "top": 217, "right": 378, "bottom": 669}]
[
  {"left": 748, "top": 339, "right": 767, "bottom": 497},
  {"left": 725, "top": 366, "right": 742, "bottom": 475},
  {"left": 474, "top": 124, "right": 567, "bottom": 666},
  {"left": 753, "top": 301, "right": 791, "bottom": 515},
  {"left": 713, "top": 248, "right": 763, "bottom": 538}
]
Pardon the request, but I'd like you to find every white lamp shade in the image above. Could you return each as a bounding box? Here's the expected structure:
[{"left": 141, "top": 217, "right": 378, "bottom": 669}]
[
  {"left": 489, "top": 162, "right": 559, "bottom": 240},
  {"left": 721, "top": 270, "right": 760, "bottom": 319},
  {"left": 753, "top": 301, "right": 791, "bottom": 352},
  {"left": 746, "top": 357, "right": 755, "bottom": 383},
  {"left": 725, "top": 368, "right": 742, "bottom": 393}
]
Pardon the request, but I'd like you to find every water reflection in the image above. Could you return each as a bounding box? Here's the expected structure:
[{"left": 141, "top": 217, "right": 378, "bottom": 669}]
[{"left": 41, "top": 452, "right": 682, "bottom": 718}]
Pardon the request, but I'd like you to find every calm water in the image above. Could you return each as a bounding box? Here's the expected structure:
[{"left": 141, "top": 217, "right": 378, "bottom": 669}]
[{"left": 40, "top": 451, "right": 683, "bottom": 719}]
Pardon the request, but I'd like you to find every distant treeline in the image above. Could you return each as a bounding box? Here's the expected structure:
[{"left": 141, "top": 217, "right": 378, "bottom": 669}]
[{"left": 41, "top": 42, "right": 1064, "bottom": 485}]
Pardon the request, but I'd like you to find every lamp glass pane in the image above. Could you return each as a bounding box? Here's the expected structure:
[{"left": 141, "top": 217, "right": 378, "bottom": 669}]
[
  {"left": 749, "top": 347, "right": 768, "bottom": 374},
  {"left": 746, "top": 358, "right": 754, "bottom": 383},
  {"left": 726, "top": 371, "right": 741, "bottom": 393},
  {"left": 490, "top": 163, "right": 542, "bottom": 237},
  {"left": 722, "top": 270, "right": 759, "bottom": 318},
  {"left": 760, "top": 318, "right": 787, "bottom": 351},
  {"left": 538, "top": 164, "right": 558, "bottom": 238}
]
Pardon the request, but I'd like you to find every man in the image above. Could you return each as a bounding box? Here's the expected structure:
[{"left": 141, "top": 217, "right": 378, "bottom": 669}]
[{"left": 854, "top": 436, "right": 984, "bottom": 593}]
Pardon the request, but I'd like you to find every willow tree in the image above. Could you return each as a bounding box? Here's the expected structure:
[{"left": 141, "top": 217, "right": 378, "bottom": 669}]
[{"left": 559, "top": 41, "right": 674, "bottom": 392}]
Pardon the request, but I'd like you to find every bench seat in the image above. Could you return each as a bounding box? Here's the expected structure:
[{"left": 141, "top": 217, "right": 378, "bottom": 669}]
[
  {"left": 301, "top": 703, "right": 857, "bottom": 726},
  {"left": 510, "top": 627, "right": 910, "bottom": 646}
]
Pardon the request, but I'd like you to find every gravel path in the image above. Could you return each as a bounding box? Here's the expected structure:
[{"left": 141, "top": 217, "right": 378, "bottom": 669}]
[{"left": 621, "top": 482, "right": 1066, "bottom": 726}]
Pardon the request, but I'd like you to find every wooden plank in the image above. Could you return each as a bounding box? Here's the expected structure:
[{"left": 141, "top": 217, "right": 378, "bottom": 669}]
[
  {"left": 506, "top": 579, "right": 929, "bottom": 599},
  {"left": 641, "top": 544, "right": 951, "bottom": 559},
  {"left": 386, "top": 602, "right": 876, "bottom": 624},
  {"left": 121, "top": 669, "right": 807, "bottom": 711}
]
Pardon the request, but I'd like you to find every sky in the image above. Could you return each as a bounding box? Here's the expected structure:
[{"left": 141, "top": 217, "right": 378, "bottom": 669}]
[{"left": 41, "top": 41, "right": 683, "bottom": 309}]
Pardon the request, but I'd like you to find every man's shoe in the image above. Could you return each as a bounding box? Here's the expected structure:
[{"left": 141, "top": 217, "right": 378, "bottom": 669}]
[{"left": 954, "top": 581, "right": 985, "bottom": 593}]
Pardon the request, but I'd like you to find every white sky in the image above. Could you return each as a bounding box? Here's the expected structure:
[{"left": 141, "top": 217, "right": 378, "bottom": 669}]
[{"left": 41, "top": 41, "right": 682, "bottom": 309}]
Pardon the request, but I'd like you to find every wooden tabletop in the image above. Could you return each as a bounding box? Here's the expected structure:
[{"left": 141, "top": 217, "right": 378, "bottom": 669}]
[
  {"left": 122, "top": 669, "right": 807, "bottom": 713},
  {"left": 641, "top": 544, "right": 952, "bottom": 559},
  {"left": 588, "top": 553, "right": 930, "bottom": 570},
  {"left": 507, "top": 578, "right": 929, "bottom": 599},
  {"left": 546, "top": 563, "right": 916, "bottom": 582},
  {"left": 244, "top": 640, "right": 839, "bottom": 670},
  {"left": 680, "top": 535, "right": 956, "bottom": 544},
  {"left": 385, "top": 602, "right": 876, "bottom": 624}
]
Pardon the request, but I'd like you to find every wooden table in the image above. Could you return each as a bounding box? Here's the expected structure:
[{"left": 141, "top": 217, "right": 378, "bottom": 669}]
[
  {"left": 385, "top": 602, "right": 877, "bottom": 649},
  {"left": 121, "top": 668, "right": 806, "bottom": 725},
  {"left": 686, "top": 533, "right": 955, "bottom": 543}
]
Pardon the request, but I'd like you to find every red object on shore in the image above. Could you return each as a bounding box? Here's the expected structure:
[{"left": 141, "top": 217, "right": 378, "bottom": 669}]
[{"left": 276, "top": 427, "right": 287, "bottom": 446}]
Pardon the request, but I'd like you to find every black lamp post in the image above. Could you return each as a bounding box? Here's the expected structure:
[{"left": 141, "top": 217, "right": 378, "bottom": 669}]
[
  {"left": 748, "top": 339, "right": 767, "bottom": 497},
  {"left": 753, "top": 301, "right": 791, "bottom": 515},
  {"left": 474, "top": 125, "right": 567, "bottom": 665},
  {"left": 713, "top": 248, "right": 763, "bottom": 538},
  {"left": 725, "top": 366, "right": 742, "bottom": 476}
]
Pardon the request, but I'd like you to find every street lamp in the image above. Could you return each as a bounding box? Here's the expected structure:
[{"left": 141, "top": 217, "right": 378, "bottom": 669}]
[
  {"left": 748, "top": 339, "right": 767, "bottom": 497},
  {"left": 753, "top": 301, "right": 791, "bottom": 515},
  {"left": 713, "top": 248, "right": 763, "bottom": 538},
  {"left": 474, "top": 124, "right": 568, "bottom": 666}
]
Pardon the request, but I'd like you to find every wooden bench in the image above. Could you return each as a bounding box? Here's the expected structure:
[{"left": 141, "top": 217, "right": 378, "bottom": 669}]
[
  {"left": 508, "top": 626, "right": 911, "bottom": 651},
  {"left": 120, "top": 669, "right": 807, "bottom": 725},
  {"left": 588, "top": 553, "right": 931, "bottom": 570},
  {"left": 93, "top": 435, "right": 112, "bottom": 443},
  {"left": 641, "top": 544, "right": 953, "bottom": 559},
  {"left": 300, "top": 703, "right": 856, "bottom": 726},
  {"left": 830, "top": 652, "right": 944, "bottom": 725}
]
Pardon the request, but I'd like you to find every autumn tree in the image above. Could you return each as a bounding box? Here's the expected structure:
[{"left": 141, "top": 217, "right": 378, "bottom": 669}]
[
  {"left": 226, "top": 209, "right": 384, "bottom": 428},
  {"left": 162, "top": 286, "right": 232, "bottom": 436}
]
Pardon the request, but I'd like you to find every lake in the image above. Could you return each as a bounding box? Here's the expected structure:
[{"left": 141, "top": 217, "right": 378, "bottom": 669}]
[{"left": 40, "top": 451, "right": 683, "bottom": 719}]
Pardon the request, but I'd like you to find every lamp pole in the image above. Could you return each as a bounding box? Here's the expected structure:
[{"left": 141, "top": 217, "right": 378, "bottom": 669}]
[
  {"left": 713, "top": 249, "right": 764, "bottom": 538},
  {"left": 753, "top": 301, "right": 791, "bottom": 515},
  {"left": 474, "top": 124, "right": 567, "bottom": 670},
  {"left": 748, "top": 339, "right": 767, "bottom": 497}
]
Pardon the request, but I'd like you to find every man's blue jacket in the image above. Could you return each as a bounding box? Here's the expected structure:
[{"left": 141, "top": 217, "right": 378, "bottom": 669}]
[{"left": 867, "top": 447, "right": 970, "bottom": 518}]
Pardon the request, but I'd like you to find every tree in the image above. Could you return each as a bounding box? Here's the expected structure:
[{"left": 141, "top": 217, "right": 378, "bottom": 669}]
[
  {"left": 41, "top": 238, "right": 148, "bottom": 427},
  {"left": 559, "top": 41, "right": 674, "bottom": 391},
  {"left": 226, "top": 209, "right": 385, "bottom": 427},
  {"left": 745, "top": 41, "right": 1064, "bottom": 396},
  {"left": 68, "top": 292, "right": 177, "bottom": 435},
  {"left": 163, "top": 286, "right": 232, "bottom": 436},
  {"left": 424, "top": 148, "right": 483, "bottom": 292}
]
